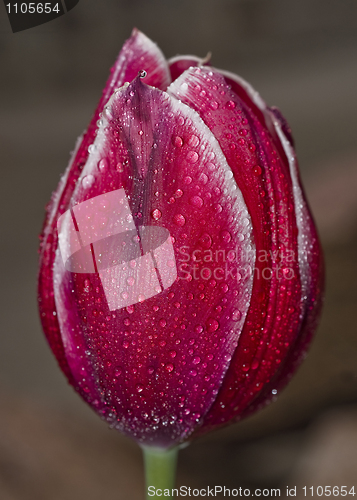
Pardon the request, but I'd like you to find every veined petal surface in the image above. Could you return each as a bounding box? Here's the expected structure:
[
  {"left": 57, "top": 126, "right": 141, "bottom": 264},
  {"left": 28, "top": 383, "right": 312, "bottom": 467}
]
[
  {"left": 168, "top": 67, "right": 307, "bottom": 432},
  {"left": 38, "top": 29, "right": 171, "bottom": 385},
  {"left": 52, "top": 77, "right": 255, "bottom": 447}
]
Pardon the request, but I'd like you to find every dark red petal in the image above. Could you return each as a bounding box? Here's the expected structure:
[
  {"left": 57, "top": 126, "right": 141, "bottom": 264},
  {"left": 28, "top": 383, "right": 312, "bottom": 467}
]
[
  {"left": 52, "top": 77, "right": 256, "bottom": 447},
  {"left": 239, "top": 113, "right": 324, "bottom": 419},
  {"left": 210, "top": 69, "right": 323, "bottom": 420},
  {"left": 38, "top": 29, "right": 171, "bottom": 388},
  {"left": 168, "top": 54, "right": 210, "bottom": 82},
  {"left": 168, "top": 67, "right": 306, "bottom": 433}
]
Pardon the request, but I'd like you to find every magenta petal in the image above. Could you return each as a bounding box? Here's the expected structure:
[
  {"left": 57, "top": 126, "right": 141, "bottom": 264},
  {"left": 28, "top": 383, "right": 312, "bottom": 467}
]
[
  {"left": 167, "top": 67, "right": 321, "bottom": 433},
  {"left": 38, "top": 29, "right": 171, "bottom": 386},
  {"left": 52, "top": 77, "right": 256, "bottom": 447}
]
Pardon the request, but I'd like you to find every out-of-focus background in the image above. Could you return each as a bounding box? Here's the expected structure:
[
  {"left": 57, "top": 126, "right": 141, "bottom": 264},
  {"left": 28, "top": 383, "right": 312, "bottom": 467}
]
[{"left": 1, "top": 0, "right": 357, "bottom": 498}]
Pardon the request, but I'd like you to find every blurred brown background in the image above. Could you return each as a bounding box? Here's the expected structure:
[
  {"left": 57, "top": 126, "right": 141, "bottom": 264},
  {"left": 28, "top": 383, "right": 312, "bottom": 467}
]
[{"left": 1, "top": 0, "right": 357, "bottom": 498}]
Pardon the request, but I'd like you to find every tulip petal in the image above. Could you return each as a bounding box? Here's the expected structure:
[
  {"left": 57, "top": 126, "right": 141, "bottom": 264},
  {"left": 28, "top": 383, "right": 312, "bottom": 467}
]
[
  {"left": 52, "top": 77, "right": 256, "bottom": 446},
  {"left": 168, "top": 54, "right": 210, "bottom": 82},
  {"left": 168, "top": 67, "right": 306, "bottom": 432},
  {"left": 239, "top": 112, "right": 324, "bottom": 419},
  {"left": 211, "top": 69, "right": 324, "bottom": 419},
  {"left": 38, "top": 29, "right": 171, "bottom": 390}
]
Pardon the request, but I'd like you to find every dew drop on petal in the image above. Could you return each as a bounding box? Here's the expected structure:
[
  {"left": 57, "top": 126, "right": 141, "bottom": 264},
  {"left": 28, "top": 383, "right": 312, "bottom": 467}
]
[
  {"left": 98, "top": 158, "right": 108, "bottom": 172},
  {"left": 232, "top": 309, "right": 242, "bottom": 321},
  {"left": 206, "top": 318, "right": 219, "bottom": 332},
  {"left": 187, "top": 151, "right": 199, "bottom": 163},
  {"left": 151, "top": 209, "right": 162, "bottom": 220},
  {"left": 220, "top": 230, "right": 231, "bottom": 243},
  {"left": 199, "top": 232, "right": 212, "bottom": 248},
  {"left": 126, "top": 276, "right": 135, "bottom": 286},
  {"left": 226, "top": 100, "right": 236, "bottom": 110},
  {"left": 190, "top": 196, "right": 203, "bottom": 208},
  {"left": 253, "top": 165, "right": 262, "bottom": 176},
  {"left": 174, "top": 214, "right": 186, "bottom": 226},
  {"left": 82, "top": 175, "right": 94, "bottom": 189},
  {"left": 188, "top": 135, "right": 200, "bottom": 148},
  {"left": 173, "top": 136, "right": 183, "bottom": 147}
]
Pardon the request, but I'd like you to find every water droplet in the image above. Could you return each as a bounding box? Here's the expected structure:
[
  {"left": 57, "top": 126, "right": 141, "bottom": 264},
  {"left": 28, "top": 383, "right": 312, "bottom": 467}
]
[
  {"left": 184, "top": 176, "right": 192, "bottom": 185},
  {"left": 193, "top": 356, "right": 201, "bottom": 365},
  {"left": 82, "top": 175, "right": 94, "bottom": 189},
  {"left": 126, "top": 277, "right": 135, "bottom": 286},
  {"left": 174, "top": 214, "right": 186, "bottom": 226},
  {"left": 170, "top": 350, "right": 177, "bottom": 358},
  {"left": 190, "top": 195, "right": 203, "bottom": 208},
  {"left": 104, "top": 107, "right": 113, "bottom": 120},
  {"left": 226, "top": 100, "right": 236, "bottom": 110},
  {"left": 174, "top": 136, "right": 183, "bottom": 147},
  {"left": 232, "top": 309, "right": 242, "bottom": 321},
  {"left": 272, "top": 389, "right": 277, "bottom": 395},
  {"left": 251, "top": 359, "right": 259, "bottom": 370},
  {"left": 138, "top": 69, "right": 147, "bottom": 78},
  {"left": 206, "top": 318, "right": 219, "bottom": 332},
  {"left": 253, "top": 165, "right": 262, "bottom": 176},
  {"left": 165, "top": 363, "right": 174, "bottom": 373},
  {"left": 138, "top": 130, "right": 144, "bottom": 136},
  {"left": 199, "top": 232, "right": 212, "bottom": 248},
  {"left": 136, "top": 383, "right": 144, "bottom": 393},
  {"left": 151, "top": 209, "right": 162, "bottom": 220},
  {"left": 220, "top": 230, "right": 231, "bottom": 243},
  {"left": 188, "top": 135, "right": 199, "bottom": 148},
  {"left": 98, "top": 158, "right": 108, "bottom": 172},
  {"left": 159, "top": 319, "right": 167, "bottom": 327},
  {"left": 187, "top": 151, "right": 199, "bottom": 163},
  {"left": 199, "top": 173, "right": 209, "bottom": 185},
  {"left": 175, "top": 189, "right": 183, "bottom": 198},
  {"left": 211, "top": 101, "right": 219, "bottom": 110}
]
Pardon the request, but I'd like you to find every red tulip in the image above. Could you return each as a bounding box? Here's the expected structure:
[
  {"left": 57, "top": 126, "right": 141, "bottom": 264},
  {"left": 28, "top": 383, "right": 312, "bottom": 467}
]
[{"left": 38, "top": 28, "right": 323, "bottom": 487}]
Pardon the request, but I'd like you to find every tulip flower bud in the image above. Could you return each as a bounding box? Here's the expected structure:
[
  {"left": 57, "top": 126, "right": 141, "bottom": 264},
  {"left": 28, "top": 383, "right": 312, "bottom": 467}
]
[{"left": 38, "top": 28, "right": 323, "bottom": 493}]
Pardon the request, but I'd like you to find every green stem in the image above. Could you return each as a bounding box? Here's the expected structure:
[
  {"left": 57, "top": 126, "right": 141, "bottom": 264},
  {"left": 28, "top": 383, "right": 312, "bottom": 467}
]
[{"left": 142, "top": 445, "right": 179, "bottom": 499}]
